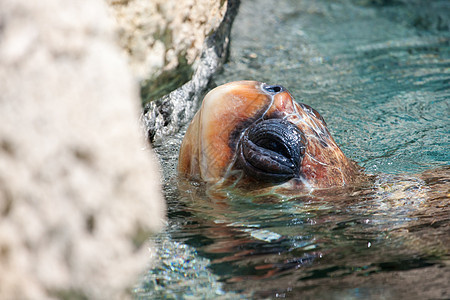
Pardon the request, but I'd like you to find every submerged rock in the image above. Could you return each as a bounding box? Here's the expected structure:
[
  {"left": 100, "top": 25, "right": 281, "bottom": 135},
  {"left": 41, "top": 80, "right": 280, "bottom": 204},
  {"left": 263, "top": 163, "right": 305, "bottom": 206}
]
[{"left": 0, "top": 0, "right": 165, "bottom": 298}]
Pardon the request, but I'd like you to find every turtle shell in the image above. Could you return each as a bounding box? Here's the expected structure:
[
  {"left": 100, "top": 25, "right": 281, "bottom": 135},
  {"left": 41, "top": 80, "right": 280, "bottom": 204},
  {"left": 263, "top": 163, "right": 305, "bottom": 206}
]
[{"left": 178, "top": 81, "right": 360, "bottom": 190}]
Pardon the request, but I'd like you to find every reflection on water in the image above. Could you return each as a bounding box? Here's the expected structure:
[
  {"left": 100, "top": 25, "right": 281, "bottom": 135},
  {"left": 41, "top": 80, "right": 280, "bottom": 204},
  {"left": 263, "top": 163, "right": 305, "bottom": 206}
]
[{"left": 137, "top": 0, "right": 449, "bottom": 299}]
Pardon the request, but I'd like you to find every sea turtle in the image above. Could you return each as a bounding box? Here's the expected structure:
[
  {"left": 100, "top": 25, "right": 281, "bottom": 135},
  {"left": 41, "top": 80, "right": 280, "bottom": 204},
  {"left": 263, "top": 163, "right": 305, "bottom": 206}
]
[
  {"left": 178, "top": 80, "right": 362, "bottom": 191},
  {"left": 171, "top": 81, "right": 450, "bottom": 295}
]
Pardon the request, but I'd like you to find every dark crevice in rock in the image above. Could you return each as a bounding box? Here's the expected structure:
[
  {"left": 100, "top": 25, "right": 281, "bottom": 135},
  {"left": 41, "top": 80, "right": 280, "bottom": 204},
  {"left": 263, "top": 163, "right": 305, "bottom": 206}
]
[
  {"left": 0, "top": 138, "right": 15, "bottom": 157},
  {"left": 85, "top": 214, "right": 96, "bottom": 234}
]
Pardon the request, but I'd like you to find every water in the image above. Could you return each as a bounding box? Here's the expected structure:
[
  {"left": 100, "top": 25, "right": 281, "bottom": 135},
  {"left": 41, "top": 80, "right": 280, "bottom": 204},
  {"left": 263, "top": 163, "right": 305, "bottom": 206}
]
[{"left": 137, "top": 0, "right": 450, "bottom": 299}]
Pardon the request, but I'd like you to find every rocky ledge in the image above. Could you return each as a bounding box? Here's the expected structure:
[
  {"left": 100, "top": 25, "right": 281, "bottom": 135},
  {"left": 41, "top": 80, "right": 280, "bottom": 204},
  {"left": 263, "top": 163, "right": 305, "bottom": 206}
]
[{"left": 109, "top": 0, "right": 241, "bottom": 144}]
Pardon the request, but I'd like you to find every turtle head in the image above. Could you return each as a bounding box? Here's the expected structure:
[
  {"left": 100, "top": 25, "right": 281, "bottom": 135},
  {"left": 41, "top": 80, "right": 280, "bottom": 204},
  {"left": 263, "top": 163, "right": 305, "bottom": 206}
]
[
  {"left": 235, "top": 84, "right": 307, "bottom": 183},
  {"left": 178, "top": 81, "right": 359, "bottom": 189}
]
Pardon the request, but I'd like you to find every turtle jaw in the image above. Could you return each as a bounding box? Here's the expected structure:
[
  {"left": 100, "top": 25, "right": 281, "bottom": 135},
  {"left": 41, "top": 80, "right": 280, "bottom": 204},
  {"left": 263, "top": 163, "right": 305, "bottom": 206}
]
[{"left": 236, "top": 118, "right": 307, "bottom": 183}]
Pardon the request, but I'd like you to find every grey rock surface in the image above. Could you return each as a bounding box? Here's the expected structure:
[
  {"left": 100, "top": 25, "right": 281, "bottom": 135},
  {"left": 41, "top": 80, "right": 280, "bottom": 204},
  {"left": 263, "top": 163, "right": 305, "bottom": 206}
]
[
  {"left": 141, "top": 0, "right": 241, "bottom": 144},
  {"left": 0, "top": 0, "right": 165, "bottom": 298},
  {"left": 106, "top": 0, "right": 240, "bottom": 143},
  {"left": 106, "top": 0, "right": 228, "bottom": 81}
]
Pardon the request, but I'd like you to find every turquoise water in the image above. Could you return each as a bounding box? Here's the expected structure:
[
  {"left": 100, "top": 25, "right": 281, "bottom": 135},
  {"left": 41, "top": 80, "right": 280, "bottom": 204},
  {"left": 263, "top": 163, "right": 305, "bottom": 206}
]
[
  {"left": 216, "top": 0, "right": 449, "bottom": 175},
  {"left": 137, "top": 0, "right": 449, "bottom": 299}
]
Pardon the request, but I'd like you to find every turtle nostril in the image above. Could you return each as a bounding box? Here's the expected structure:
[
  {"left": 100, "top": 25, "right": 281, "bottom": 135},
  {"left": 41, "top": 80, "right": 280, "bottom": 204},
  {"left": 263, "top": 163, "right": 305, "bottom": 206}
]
[{"left": 263, "top": 84, "right": 284, "bottom": 95}]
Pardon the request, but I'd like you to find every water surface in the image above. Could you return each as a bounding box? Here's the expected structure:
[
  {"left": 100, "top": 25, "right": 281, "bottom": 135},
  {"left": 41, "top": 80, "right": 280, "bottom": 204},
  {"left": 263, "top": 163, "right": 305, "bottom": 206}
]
[{"left": 137, "top": 0, "right": 450, "bottom": 299}]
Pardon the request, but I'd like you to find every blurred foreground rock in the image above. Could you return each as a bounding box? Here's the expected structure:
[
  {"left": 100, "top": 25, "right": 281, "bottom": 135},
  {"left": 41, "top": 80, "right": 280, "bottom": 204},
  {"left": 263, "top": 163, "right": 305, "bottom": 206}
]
[{"left": 0, "top": 0, "right": 165, "bottom": 298}]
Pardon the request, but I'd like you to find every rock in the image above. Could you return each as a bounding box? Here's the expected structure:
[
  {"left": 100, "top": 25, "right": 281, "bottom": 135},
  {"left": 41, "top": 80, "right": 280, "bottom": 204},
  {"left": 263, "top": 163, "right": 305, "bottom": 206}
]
[
  {"left": 106, "top": 0, "right": 228, "bottom": 81},
  {"left": 0, "top": 0, "right": 165, "bottom": 299},
  {"left": 145, "top": 0, "right": 240, "bottom": 144},
  {"left": 106, "top": 0, "right": 241, "bottom": 144}
]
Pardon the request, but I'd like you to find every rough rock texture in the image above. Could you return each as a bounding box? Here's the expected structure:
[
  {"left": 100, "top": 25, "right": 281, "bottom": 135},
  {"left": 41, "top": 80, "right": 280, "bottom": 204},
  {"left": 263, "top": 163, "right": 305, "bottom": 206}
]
[
  {"left": 0, "top": 0, "right": 165, "bottom": 299},
  {"left": 106, "top": 0, "right": 228, "bottom": 81},
  {"left": 106, "top": 0, "right": 240, "bottom": 144},
  {"left": 141, "top": 0, "right": 241, "bottom": 144}
]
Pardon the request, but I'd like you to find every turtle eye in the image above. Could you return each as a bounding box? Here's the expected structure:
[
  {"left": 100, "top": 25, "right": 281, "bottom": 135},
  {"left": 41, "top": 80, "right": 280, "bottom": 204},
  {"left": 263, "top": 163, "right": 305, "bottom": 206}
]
[{"left": 262, "top": 84, "right": 285, "bottom": 95}]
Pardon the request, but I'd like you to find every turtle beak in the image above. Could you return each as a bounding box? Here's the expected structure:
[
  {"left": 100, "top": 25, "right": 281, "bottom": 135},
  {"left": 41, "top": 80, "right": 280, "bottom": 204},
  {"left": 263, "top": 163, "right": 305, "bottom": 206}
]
[{"left": 236, "top": 118, "right": 306, "bottom": 183}]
